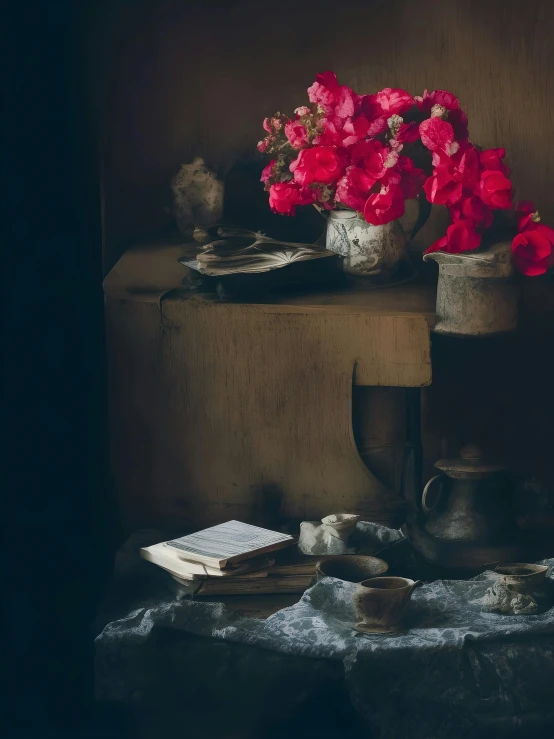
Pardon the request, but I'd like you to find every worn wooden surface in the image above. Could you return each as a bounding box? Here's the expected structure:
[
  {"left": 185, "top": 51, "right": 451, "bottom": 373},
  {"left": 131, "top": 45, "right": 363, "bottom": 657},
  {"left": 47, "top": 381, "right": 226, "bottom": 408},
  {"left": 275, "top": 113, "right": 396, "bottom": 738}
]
[
  {"left": 105, "top": 244, "right": 434, "bottom": 532},
  {"left": 89, "top": 0, "right": 554, "bottom": 272}
]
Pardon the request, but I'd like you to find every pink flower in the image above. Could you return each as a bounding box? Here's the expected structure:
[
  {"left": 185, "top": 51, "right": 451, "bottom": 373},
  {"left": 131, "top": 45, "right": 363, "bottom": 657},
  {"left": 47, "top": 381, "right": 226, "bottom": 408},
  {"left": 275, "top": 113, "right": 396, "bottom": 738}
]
[
  {"left": 284, "top": 120, "right": 309, "bottom": 149},
  {"left": 294, "top": 106, "right": 311, "bottom": 117},
  {"left": 268, "top": 182, "right": 313, "bottom": 215},
  {"left": 419, "top": 118, "right": 457, "bottom": 153},
  {"left": 307, "top": 71, "right": 358, "bottom": 119},
  {"left": 260, "top": 160, "right": 276, "bottom": 185},
  {"left": 363, "top": 182, "right": 405, "bottom": 225},
  {"left": 307, "top": 71, "right": 339, "bottom": 111},
  {"left": 511, "top": 230, "right": 553, "bottom": 276},
  {"left": 290, "top": 146, "right": 345, "bottom": 186},
  {"left": 479, "top": 148, "right": 509, "bottom": 176},
  {"left": 478, "top": 170, "right": 512, "bottom": 210},
  {"left": 351, "top": 139, "right": 398, "bottom": 180},
  {"left": 425, "top": 219, "right": 482, "bottom": 254},
  {"left": 336, "top": 166, "right": 377, "bottom": 212},
  {"left": 263, "top": 115, "right": 286, "bottom": 134},
  {"left": 257, "top": 137, "right": 272, "bottom": 153}
]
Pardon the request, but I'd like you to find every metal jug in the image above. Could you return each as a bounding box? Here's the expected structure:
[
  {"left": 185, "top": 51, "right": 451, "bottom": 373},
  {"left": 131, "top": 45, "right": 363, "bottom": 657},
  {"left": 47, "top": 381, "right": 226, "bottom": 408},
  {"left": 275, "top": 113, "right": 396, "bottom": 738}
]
[
  {"left": 423, "top": 242, "right": 521, "bottom": 336},
  {"left": 421, "top": 444, "right": 513, "bottom": 542}
]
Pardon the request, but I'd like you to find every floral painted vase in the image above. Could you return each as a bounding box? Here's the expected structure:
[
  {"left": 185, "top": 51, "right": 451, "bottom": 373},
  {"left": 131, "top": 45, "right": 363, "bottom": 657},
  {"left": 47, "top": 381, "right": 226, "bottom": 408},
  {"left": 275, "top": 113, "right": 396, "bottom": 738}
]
[{"left": 325, "top": 210, "right": 407, "bottom": 278}]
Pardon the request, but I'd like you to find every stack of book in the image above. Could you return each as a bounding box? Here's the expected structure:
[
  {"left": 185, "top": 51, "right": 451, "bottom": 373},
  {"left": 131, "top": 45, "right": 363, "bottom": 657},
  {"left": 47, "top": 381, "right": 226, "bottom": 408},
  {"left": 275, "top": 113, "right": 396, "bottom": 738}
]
[{"left": 140, "top": 520, "right": 316, "bottom": 595}]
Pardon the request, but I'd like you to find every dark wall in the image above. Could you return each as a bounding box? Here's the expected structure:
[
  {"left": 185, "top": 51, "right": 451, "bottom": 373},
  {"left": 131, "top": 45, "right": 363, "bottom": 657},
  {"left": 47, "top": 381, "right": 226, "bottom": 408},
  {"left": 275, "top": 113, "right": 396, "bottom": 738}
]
[
  {"left": 90, "top": 0, "right": 554, "bottom": 271},
  {"left": 3, "top": 2, "right": 114, "bottom": 736}
]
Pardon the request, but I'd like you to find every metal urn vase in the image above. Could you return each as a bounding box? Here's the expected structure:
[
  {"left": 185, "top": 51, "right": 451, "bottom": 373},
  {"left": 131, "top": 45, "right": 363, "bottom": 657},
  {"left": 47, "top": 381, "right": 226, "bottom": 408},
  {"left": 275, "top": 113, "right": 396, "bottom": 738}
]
[{"left": 423, "top": 241, "right": 521, "bottom": 336}]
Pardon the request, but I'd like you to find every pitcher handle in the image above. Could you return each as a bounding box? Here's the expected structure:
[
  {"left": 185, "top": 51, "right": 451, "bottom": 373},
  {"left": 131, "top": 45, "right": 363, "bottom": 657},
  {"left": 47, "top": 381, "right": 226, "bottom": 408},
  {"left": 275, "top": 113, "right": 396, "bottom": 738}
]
[
  {"left": 410, "top": 192, "right": 432, "bottom": 239},
  {"left": 313, "top": 204, "right": 330, "bottom": 220},
  {"left": 422, "top": 475, "right": 443, "bottom": 515}
]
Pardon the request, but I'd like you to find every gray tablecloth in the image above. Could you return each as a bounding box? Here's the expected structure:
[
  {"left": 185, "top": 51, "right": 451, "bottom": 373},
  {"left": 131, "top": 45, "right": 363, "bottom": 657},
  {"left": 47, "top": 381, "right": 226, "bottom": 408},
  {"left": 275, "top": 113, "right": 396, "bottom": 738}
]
[{"left": 95, "top": 527, "right": 554, "bottom": 739}]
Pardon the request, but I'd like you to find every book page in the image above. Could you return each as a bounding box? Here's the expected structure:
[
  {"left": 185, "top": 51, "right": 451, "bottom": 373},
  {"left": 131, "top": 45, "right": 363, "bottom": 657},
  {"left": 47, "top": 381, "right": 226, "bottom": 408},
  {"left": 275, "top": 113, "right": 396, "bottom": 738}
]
[{"left": 165, "top": 521, "right": 292, "bottom": 562}]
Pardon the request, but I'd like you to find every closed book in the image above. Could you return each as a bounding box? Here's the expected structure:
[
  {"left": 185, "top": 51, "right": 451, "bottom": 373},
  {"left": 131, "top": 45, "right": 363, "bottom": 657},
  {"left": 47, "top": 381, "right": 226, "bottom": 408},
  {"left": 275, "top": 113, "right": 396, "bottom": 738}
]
[
  {"left": 141, "top": 542, "right": 274, "bottom": 580},
  {"left": 192, "top": 574, "right": 314, "bottom": 596}
]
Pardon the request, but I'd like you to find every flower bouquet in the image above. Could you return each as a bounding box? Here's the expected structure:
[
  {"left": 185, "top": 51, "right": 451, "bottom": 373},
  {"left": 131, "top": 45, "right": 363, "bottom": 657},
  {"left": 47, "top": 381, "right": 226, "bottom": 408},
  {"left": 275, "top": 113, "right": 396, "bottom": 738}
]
[{"left": 258, "top": 72, "right": 554, "bottom": 277}]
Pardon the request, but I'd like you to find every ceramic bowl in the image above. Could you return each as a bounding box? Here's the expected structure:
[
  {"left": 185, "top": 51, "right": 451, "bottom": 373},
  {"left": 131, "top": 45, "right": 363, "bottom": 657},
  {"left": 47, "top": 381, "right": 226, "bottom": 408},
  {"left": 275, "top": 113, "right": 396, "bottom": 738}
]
[
  {"left": 321, "top": 513, "right": 361, "bottom": 533},
  {"left": 316, "top": 555, "right": 388, "bottom": 583}
]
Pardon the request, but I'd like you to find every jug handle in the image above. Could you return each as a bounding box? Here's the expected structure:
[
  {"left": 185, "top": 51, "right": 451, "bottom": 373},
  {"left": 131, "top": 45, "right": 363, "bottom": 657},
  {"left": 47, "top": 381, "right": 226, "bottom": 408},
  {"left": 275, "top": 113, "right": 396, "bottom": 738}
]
[
  {"left": 422, "top": 475, "right": 443, "bottom": 515},
  {"left": 410, "top": 192, "right": 432, "bottom": 239},
  {"left": 409, "top": 580, "right": 424, "bottom": 594}
]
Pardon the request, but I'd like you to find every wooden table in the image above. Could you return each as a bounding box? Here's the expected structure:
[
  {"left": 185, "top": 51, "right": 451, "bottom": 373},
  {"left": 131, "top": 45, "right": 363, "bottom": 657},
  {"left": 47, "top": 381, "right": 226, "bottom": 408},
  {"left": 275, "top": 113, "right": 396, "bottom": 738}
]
[{"left": 104, "top": 239, "right": 436, "bottom": 532}]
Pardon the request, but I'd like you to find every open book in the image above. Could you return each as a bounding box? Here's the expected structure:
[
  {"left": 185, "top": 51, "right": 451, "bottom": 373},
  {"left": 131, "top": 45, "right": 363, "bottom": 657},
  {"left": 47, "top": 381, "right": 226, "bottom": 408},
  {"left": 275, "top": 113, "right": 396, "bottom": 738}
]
[
  {"left": 180, "top": 227, "right": 334, "bottom": 277},
  {"left": 163, "top": 520, "right": 295, "bottom": 569}
]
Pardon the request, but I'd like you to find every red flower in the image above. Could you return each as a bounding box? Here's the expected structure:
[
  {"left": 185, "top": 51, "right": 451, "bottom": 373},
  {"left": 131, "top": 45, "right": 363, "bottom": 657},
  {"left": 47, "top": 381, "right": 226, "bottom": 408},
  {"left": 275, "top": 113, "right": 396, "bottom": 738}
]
[
  {"left": 314, "top": 115, "right": 371, "bottom": 148},
  {"left": 423, "top": 162, "right": 463, "bottom": 206},
  {"left": 351, "top": 139, "right": 398, "bottom": 180},
  {"left": 512, "top": 200, "right": 554, "bottom": 274},
  {"left": 307, "top": 71, "right": 358, "bottom": 118},
  {"left": 363, "top": 182, "right": 405, "bottom": 225},
  {"left": 360, "top": 88, "right": 413, "bottom": 137},
  {"left": 448, "top": 108, "right": 469, "bottom": 141},
  {"left": 450, "top": 196, "right": 493, "bottom": 230},
  {"left": 425, "top": 219, "right": 482, "bottom": 254},
  {"left": 397, "top": 156, "right": 426, "bottom": 199},
  {"left": 312, "top": 117, "right": 339, "bottom": 147},
  {"left": 362, "top": 88, "right": 414, "bottom": 117},
  {"left": 395, "top": 121, "right": 420, "bottom": 143},
  {"left": 478, "top": 170, "right": 512, "bottom": 210},
  {"left": 479, "top": 148, "right": 509, "bottom": 176},
  {"left": 341, "top": 115, "right": 371, "bottom": 147},
  {"left": 260, "top": 160, "right": 276, "bottom": 185},
  {"left": 268, "top": 182, "right": 313, "bottom": 215},
  {"left": 515, "top": 200, "right": 540, "bottom": 231},
  {"left": 284, "top": 120, "right": 309, "bottom": 149},
  {"left": 290, "top": 146, "right": 345, "bottom": 186},
  {"left": 511, "top": 230, "right": 553, "bottom": 276},
  {"left": 455, "top": 145, "right": 480, "bottom": 191},
  {"left": 336, "top": 166, "right": 377, "bottom": 212},
  {"left": 415, "top": 89, "right": 460, "bottom": 112},
  {"left": 419, "top": 117, "right": 457, "bottom": 153}
]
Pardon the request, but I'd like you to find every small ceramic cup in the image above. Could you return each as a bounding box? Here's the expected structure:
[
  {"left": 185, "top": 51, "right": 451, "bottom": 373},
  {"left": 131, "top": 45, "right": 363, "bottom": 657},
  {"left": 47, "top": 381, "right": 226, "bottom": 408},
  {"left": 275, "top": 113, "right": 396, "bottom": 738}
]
[
  {"left": 315, "top": 555, "right": 389, "bottom": 583},
  {"left": 352, "top": 576, "right": 422, "bottom": 634},
  {"left": 321, "top": 513, "right": 361, "bottom": 541},
  {"left": 493, "top": 563, "right": 548, "bottom": 594}
]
